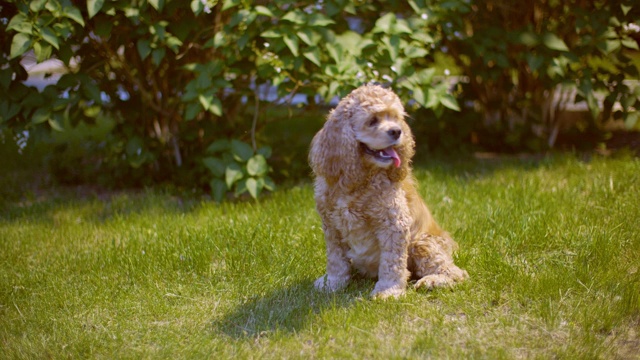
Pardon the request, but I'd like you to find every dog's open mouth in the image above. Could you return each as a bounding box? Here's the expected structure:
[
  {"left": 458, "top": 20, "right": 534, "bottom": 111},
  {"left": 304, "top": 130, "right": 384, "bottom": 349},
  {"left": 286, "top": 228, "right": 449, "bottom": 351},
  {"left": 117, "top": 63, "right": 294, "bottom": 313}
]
[{"left": 362, "top": 143, "right": 401, "bottom": 168}]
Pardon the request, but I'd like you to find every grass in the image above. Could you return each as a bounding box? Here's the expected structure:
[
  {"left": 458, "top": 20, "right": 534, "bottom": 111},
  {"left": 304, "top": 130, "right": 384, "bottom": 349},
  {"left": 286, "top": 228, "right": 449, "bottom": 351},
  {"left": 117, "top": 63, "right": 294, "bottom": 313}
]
[{"left": 1, "top": 153, "right": 639, "bottom": 358}]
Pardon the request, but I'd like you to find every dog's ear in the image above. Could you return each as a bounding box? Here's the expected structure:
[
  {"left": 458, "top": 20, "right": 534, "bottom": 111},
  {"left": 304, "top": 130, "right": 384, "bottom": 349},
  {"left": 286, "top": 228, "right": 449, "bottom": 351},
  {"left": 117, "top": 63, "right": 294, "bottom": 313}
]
[
  {"left": 388, "top": 120, "right": 415, "bottom": 182},
  {"left": 309, "top": 104, "right": 365, "bottom": 187}
]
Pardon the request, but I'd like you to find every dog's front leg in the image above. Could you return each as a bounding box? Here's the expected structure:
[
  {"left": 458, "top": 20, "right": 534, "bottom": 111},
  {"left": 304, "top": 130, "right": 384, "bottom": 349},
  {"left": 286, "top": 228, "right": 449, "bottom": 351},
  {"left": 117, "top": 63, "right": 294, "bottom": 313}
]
[
  {"left": 314, "top": 225, "right": 351, "bottom": 292},
  {"left": 371, "top": 224, "right": 411, "bottom": 299}
]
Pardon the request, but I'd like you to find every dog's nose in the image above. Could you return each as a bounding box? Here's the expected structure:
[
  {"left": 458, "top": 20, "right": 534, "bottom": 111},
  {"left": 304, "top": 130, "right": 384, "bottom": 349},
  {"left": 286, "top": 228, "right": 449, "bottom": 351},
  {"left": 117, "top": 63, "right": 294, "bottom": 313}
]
[{"left": 387, "top": 128, "right": 402, "bottom": 140}]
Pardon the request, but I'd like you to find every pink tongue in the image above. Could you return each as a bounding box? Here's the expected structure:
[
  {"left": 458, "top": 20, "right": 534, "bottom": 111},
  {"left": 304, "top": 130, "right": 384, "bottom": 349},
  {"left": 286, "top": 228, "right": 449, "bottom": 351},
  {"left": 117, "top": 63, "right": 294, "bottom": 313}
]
[{"left": 382, "top": 147, "right": 401, "bottom": 168}]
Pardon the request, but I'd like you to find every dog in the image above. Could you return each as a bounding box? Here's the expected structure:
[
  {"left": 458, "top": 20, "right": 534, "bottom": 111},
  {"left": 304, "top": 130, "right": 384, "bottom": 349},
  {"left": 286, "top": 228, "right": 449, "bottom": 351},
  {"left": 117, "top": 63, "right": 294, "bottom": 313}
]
[{"left": 309, "top": 84, "right": 468, "bottom": 299}]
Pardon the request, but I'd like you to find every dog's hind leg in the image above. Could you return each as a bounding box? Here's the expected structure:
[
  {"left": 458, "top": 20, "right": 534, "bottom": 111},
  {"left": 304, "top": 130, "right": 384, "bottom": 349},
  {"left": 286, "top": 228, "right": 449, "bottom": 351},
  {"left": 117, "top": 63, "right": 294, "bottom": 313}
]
[{"left": 409, "top": 234, "right": 468, "bottom": 290}]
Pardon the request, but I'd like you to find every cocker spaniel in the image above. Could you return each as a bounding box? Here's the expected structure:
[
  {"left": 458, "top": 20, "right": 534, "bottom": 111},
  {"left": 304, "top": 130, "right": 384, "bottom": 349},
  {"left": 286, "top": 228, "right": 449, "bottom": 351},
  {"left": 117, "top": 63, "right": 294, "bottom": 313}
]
[{"left": 309, "top": 84, "right": 468, "bottom": 299}]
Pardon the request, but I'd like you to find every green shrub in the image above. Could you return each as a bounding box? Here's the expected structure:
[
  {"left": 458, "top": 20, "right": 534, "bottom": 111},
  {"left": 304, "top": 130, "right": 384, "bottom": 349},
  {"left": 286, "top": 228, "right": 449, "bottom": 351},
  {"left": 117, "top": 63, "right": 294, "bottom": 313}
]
[
  {"left": 428, "top": 0, "right": 640, "bottom": 149},
  {"left": 0, "top": 0, "right": 457, "bottom": 196},
  {"left": 1, "top": 1, "right": 639, "bottom": 196}
]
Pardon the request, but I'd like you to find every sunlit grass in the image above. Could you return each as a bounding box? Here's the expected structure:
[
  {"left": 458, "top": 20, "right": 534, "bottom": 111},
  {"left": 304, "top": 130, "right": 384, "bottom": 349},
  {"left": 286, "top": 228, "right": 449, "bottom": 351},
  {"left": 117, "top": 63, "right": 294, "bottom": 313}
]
[{"left": 1, "top": 155, "right": 639, "bottom": 358}]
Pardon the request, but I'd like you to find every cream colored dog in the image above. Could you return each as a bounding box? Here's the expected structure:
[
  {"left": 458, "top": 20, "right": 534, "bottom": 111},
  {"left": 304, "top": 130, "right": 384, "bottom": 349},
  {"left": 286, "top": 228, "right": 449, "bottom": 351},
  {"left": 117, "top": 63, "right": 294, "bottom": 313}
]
[{"left": 309, "top": 84, "right": 468, "bottom": 299}]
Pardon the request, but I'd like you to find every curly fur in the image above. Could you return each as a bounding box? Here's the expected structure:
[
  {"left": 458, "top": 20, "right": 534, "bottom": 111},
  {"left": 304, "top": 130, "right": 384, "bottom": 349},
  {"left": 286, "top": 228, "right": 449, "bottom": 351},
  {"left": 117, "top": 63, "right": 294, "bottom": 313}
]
[{"left": 310, "top": 84, "right": 468, "bottom": 299}]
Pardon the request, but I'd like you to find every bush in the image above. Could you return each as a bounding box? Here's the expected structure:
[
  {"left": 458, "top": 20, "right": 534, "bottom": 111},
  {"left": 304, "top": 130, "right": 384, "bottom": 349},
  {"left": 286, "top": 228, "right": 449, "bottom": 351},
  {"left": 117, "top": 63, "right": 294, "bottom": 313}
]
[
  {"left": 429, "top": 0, "right": 640, "bottom": 150},
  {"left": 1, "top": 0, "right": 457, "bottom": 197},
  {"left": 1, "top": 1, "right": 639, "bottom": 197}
]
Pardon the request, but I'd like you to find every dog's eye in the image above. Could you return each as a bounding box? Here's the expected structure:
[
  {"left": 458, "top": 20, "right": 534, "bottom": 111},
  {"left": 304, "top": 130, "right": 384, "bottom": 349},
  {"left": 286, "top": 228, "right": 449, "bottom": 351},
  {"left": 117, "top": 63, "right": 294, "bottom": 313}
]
[{"left": 368, "top": 117, "right": 379, "bottom": 127}]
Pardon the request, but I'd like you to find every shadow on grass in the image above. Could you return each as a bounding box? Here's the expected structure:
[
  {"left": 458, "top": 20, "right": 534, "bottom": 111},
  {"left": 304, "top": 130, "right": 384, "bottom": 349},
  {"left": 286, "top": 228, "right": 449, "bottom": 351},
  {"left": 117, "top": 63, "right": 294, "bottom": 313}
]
[{"left": 209, "top": 278, "right": 372, "bottom": 339}]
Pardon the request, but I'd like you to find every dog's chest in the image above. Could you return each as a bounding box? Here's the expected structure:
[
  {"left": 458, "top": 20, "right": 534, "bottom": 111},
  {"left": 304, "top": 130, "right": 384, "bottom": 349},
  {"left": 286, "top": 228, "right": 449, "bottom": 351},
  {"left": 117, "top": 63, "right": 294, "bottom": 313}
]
[{"left": 330, "top": 196, "right": 382, "bottom": 277}]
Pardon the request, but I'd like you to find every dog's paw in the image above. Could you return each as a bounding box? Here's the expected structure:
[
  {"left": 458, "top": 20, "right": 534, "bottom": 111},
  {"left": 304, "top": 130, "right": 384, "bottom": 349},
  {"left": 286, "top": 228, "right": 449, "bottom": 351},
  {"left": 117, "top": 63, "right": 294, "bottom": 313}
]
[
  {"left": 371, "top": 281, "right": 406, "bottom": 300},
  {"left": 414, "top": 274, "right": 453, "bottom": 290},
  {"left": 314, "top": 274, "right": 350, "bottom": 292},
  {"left": 415, "top": 266, "right": 468, "bottom": 290}
]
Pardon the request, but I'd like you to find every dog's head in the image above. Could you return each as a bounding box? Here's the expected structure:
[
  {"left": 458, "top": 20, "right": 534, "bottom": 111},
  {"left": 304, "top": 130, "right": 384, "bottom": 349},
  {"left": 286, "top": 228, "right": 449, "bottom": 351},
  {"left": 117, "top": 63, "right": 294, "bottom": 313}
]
[{"left": 309, "top": 84, "right": 415, "bottom": 187}]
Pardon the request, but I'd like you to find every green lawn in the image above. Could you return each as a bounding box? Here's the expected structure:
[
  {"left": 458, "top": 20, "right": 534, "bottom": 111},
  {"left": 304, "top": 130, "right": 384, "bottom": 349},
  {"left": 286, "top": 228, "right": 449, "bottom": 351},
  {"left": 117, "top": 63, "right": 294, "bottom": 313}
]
[{"left": 1, "top": 154, "right": 639, "bottom": 358}]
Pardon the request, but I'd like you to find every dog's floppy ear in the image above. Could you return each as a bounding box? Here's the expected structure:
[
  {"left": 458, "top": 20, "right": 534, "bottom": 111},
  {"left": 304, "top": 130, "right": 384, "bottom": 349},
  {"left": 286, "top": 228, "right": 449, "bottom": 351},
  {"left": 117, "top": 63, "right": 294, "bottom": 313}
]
[
  {"left": 309, "top": 103, "right": 365, "bottom": 187},
  {"left": 388, "top": 120, "right": 415, "bottom": 182}
]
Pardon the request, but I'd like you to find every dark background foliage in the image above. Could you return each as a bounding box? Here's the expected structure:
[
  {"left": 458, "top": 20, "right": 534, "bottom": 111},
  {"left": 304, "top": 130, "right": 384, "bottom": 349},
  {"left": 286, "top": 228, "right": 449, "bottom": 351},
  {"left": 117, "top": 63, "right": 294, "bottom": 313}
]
[{"left": 1, "top": 0, "right": 638, "bottom": 199}]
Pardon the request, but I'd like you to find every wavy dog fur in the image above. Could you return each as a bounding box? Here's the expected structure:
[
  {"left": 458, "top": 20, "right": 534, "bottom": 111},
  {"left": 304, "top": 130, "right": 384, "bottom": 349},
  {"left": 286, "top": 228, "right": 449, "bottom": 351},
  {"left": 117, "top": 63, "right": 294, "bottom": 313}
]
[{"left": 310, "top": 84, "right": 468, "bottom": 299}]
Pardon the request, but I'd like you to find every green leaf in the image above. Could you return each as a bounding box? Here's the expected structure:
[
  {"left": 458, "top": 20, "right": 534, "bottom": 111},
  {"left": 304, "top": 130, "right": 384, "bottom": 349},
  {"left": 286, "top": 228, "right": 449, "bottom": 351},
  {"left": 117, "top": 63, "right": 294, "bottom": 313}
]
[
  {"left": 425, "top": 88, "right": 440, "bottom": 108},
  {"left": 255, "top": 5, "right": 274, "bottom": 17},
  {"left": 624, "top": 111, "right": 639, "bottom": 129},
  {"left": 245, "top": 177, "right": 261, "bottom": 199},
  {"left": 597, "top": 39, "right": 621, "bottom": 54},
  {"left": 261, "top": 29, "right": 283, "bottom": 38},
  {"left": 10, "top": 33, "right": 32, "bottom": 59},
  {"left": 222, "top": 0, "right": 240, "bottom": 11},
  {"left": 63, "top": 6, "right": 85, "bottom": 27},
  {"left": 124, "top": 7, "right": 140, "bottom": 19},
  {"left": 83, "top": 105, "right": 101, "bottom": 118},
  {"left": 308, "top": 13, "right": 335, "bottom": 27},
  {"left": 208, "top": 97, "right": 222, "bottom": 116},
  {"left": 166, "top": 36, "right": 183, "bottom": 53},
  {"left": 21, "top": 91, "right": 44, "bottom": 108},
  {"left": 263, "top": 176, "right": 276, "bottom": 191},
  {"left": 82, "top": 80, "right": 102, "bottom": 103},
  {"left": 56, "top": 44, "right": 72, "bottom": 65},
  {"left": 383, "top": 35, "right": 400, "bottom": 61},
  {"left": 297, "top": 29, "right": 320, "bottom": 46},
  {"left": 282, "top": 10, "right": 306, "bottom": 24},
  {"left": 125, "top": 137, "right": 148, "bottom": 168},
  {"left": 526, "top": 54, "right": 544, "bottom": 72},
  {"left": 45, "top": 1, "right": 62, "bottom": 13},
  {"left": 209, "top": 179, "right": 227, "bottom": 202},
  {"left": 394, "top": 19, "right": 412, "bottom": 34},
  {"left": 412, "top": 87, "right": 426, "bottom": 107},
  {"left": 0, "top": 101, "right": 21, "bottom": 122},
  {"left": 33, "top": 42, "right": 52, "bottom": 62},
  {"left": 203, "top": 157, "right": 226, "bottom": 177},
  {"left": 231, "top": 140, "right": 253, "bottom": 162},
  {"left": 87, "top": 0, "right": 104, "bottom": 18},
  {"left": 7, "top": 14, "right": 33, "bottom": 35},
  {"left": 199, "top": 93, "right": 214, "bottom": 111},
  {"left": 206, "top": 139, "right": 230, "bottom": 153},
  {"left": 411, "top": 32, "right": 434, "bottom": 44},
  {"left": 184, "top": 102, "right": 201, "bottom": 121},
  {"left": 48, "top": 115, "right": 65, "bottom": 132},
  {"left": 151, "top": 48, "right": 166, "bottom": 65},
  {"left": 234, "top": 178, "right": 248, "bottom": 196},
  {"left": 622, "top": 38, "right": 639, "bottom": 50},
  {"left": 40, "top": 27, "right": 59, "bottom": 49},
  {"left": 225, "top": 162, "right": 244, "bottom": 188},
  {"left": 543, "top": 33, "right": 569, "bottom": 52},
  {"left": 257, "top": 146, "right": 272, "bottom": 158},
  {"left": 191, "top": 0, "right": 204, "bottom": 14},
  {"left": 247, "top": 154, "right": 268, "bottom": 176},
  {"left": 32, "top": 108, "right": 50, "bottom": 124},
  {"left": 404, "top": 45, "right": 428, "bottom": 58},
  {"left": 374, "top": 12, "right": 396, "bottom": 34},
  {"left": 518, "top": 31, "right": 538, "bottom": 47},
  {"left": 336, "top": 31, "right": 363, "bottom": 56},
  {"left": 126, "top": 137, "right": 144, "bottom": 156},
  {"left": 197, "top": 90, "right": 222, "bottom": 116},
  {"left": 325, "top": 43, "right": 343, "bottom": 63},
  {"left": 414, "top": 68, "right": 436, "bottom": 84},
  {"left": 148, "top": 0, "right": 164, "bottom": 11},
  {"left": 195, "top": 73, "right": 212, "bottom": 89},
  {"left": 30, "top": 0, "right": 47, "bottom": 11},
  {"left": 621, "top": 4, "right": 632, "bottom": 16},
  {"left": 440, "top": 94, "right": 460, "bottom": 111},
  {"left": 303, "top": 47, "right": 321, "bottom": 67},
  {"left": 212, "top": 32, "right": 226, "bottom": 48},
  {"left": 283, "top": 33, "right": 299, "bottom": 56}
]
